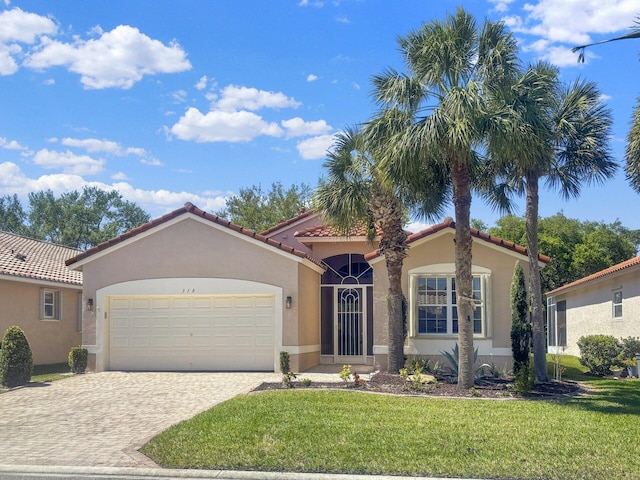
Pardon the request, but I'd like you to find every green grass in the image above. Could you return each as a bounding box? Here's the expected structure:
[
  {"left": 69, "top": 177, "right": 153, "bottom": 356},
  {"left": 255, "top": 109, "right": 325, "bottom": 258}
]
[
  {"left": 142, "top": 369, "right": 640, "bottom": 479},
  {"left": 31, "top": 362, "right": 73, "bottom": 383}
]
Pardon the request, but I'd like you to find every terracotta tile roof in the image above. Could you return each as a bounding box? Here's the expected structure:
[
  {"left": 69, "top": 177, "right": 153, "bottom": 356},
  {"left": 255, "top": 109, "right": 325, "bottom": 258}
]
[
  {"left": 0, "top": 231, "right": 83, "bottom": 286},
  {"left": 294, "top": 223, "right": 381, "bottom": 239},
  {"left": 259, "top": 208, "right": 316, "bottom": 236},
  {"left": 547, "top": 256, "right": 640, "bottom": 296},
  {"left": 364, "top": 217, "right": 551, "bottom": 263},
  {"left": 65, "top": 202, "right": 324, "bottom": 269}
]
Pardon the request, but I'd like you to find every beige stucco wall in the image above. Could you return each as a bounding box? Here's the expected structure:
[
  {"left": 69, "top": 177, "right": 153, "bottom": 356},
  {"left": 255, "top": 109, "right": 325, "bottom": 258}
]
[
  {"left": 0, "top": 278, "right": 82, "bottom": 365},
  {"left": 553, "top": 268, "right": 640, "bottom": 357},
  {"left": 78, "top": 216, "right": 322, "bottom": 370},
  {"left": 371, "top": 229, "right": 533, "bottom": 369}
]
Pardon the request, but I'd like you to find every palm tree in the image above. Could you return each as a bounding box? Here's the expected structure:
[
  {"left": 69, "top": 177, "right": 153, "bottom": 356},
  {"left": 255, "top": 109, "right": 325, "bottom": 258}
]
[
  {"left": 314, "top": 126, "right": 449, "bottom": 373},
  {"left": 573, "top": 17, "right": 640, "bottom": 194},
  {"left": 371, "top": 8, "right": 519, "bottom": 388},
  {"left": 487, "top": 62, "right": 616, "bottom": 382}
]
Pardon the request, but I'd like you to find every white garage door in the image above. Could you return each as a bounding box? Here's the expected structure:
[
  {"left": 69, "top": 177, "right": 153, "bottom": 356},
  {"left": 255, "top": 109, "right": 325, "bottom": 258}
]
[{"left": 109, "top": 294, "right": 275, "bottom": 371}]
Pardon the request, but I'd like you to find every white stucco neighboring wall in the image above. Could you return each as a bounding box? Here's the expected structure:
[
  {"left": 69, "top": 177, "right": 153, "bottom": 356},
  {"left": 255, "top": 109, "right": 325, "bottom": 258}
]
[{"left": 550, "top": 267, "right": 640, "bottom": 357}]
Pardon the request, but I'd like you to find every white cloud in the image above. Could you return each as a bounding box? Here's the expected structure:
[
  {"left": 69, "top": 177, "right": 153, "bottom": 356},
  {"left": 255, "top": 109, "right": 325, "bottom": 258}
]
[
  {"left": 298, "top": 0, "right": 325, "bottom": 6},
  {"left": 0, "top": 137, "right": 28, "bottom": 150},
  {"left": 0, "top": 7, "right": 57, "bottom": 44},
  {"left": 23, "top": 24, "right": 191, "bottom": 89},
  {"left": 170, "top": 107, "right": 284, "bottom": 143},
  {"left": 32, "top": 148, "right": 105, "bottom": 175},
  {"left": 141, "top": 157, "right": 163, "bottom": 166},
  {"left": 296, "top": 134, "right": 335, "bottom": 160},
  {"left": 111, "top": 171, "right": 129, "bottom": 180},
  {"left": 215, "top": 85, "right": 301, "bottom": 112},
  {"left": 488, "top": 0, "right": 514, "bottom": 13},
  {"left": 281, "top": 117, "right": 332, "bottom": 138},
  {"left": 505, "top": 0, "right": 639, "bottom": 65},
  {"left": 405, "top": 221, "right": 433, "bottom": 234},
  {"left": 60, "top": 137, "right": 150, "bottom": 159},
  {"left": 195, "top": 75, "right": 207, "bottom": 90},
  {"left": 336, "top": 16, "right": 350, "bottom": 24},
  {"left": 172, "top": 89, "right": 188, "bottom": 103},
  {"left": 306, "top": 74, "right": 318, "bottom": 82},
  {"left": 0, "top": 161, "right": 227, "bottom": 218}
]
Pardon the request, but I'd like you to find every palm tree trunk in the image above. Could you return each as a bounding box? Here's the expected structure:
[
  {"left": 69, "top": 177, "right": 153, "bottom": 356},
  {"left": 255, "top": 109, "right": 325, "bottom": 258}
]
[
  {"left": 452, "top": 159, "right": 474, "bottom": 389},
  {"left": 525, "top": 174, "right": 548, "bottom": 383},
  {"left": 370, "top": 187, "right": 407, "bottom": 373}
]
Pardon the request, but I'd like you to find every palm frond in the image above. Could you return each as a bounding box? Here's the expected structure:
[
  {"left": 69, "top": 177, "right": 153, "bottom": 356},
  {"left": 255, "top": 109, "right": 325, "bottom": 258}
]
[{"left": 625, "top": 98, "right": 640, "bottom": 194}]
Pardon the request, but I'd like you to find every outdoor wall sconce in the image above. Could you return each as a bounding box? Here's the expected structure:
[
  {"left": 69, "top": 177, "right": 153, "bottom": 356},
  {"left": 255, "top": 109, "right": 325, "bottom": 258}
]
[
  {"left": 86, "top": 298, "right": 94, "bottom": 311},
  {"left": 285, "top": 296, "right": 292, "bottom": 309}
]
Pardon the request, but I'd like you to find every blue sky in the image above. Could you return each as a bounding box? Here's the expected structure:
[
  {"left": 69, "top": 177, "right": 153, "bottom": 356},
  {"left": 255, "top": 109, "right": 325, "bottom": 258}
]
[{"left": 1, "top": 0, "right": 639, "bottom": 232}]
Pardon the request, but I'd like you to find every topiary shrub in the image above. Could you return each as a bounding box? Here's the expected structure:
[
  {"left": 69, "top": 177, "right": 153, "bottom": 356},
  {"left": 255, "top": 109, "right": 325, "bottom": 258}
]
[
  {"left": 0, "top": 326, "right": 33, "bottom": 387},
  {"left": 577, "top": 335, "right": 621, "bottom": 376},
  {"left": 279, "top": 351, "right": 290, "bottom": 374},
  {"left": 68, "top": 346, "right": 88, "bottom": 374}
]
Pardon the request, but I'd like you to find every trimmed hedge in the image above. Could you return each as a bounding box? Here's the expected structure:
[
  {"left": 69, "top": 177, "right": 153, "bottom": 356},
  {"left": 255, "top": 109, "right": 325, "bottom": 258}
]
[
  {"left": 0, "top": 326, "right": 33, "bottom": 387},
  {"left": 68, "top": 346, "right": 88, "bottom": 374},
  {"left": 577, "top": 335, "right": 621, "bottom": 376}
]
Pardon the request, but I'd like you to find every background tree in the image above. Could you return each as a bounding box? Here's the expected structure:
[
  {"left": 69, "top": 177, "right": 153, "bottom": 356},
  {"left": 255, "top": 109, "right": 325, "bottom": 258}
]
[
  {"left": 216, "top": 182, "right": 312, "bottom": 232},
  {"left": 0, "top": 188, "right": 150, "bottom": 249},
  {"left": 372, "top": 7, "right": 519, "bottom": 388},
  {"left": 510, "top": 261, "right": 530, "bottom": 375},
  {"left": 0, "top": 194, "right": 27, "bottom": 235}
]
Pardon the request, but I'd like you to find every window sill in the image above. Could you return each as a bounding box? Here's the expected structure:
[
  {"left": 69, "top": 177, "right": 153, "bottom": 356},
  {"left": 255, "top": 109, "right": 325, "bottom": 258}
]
[
  {"left": 412, "top": 334, "right": 488, "bottom": 340},
  {"left": 40, "top": 318, "right": 61, "bottom": 322}
]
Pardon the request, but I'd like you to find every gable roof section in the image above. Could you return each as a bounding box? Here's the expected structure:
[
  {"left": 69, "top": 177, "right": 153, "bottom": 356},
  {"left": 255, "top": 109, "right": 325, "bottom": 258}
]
[
  {"left": 0, "top": 231, "right": 83, "bottom": 286},
  {"left": 294, "top": 222, "right": 382, "bottom": 241},
  {"left": 364, "top": 217, "right": 551, "bottom": 264},
  {"left": 547, "top": 256, "right": 640, "bottom": 296},
  {"left": 65, "top": 202, "right": 324, "bottom": 269}
]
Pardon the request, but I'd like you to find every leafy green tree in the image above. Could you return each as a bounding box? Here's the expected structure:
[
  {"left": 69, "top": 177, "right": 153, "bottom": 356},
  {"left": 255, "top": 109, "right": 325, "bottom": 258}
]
[
  {"left": 571, "top": 226, "right": 637, "bottom": 279},
  {"left": 489, "top": 62, "right": 615, "bottom": 383},
  {"left": 27, "top": 187, "right": 150, "bottom": 249},
  {"left": 217, "top": 182, "right": 312, "bottom": 233},
  {"left": 510, "top": 261, "right": 530, "bottom": 375},
  {"left": 0, "top": 194, "right": 27, "bottom": 235},
  {"left": 315, "top": 127, "right": 448, "bottom": 373},
  {"left": 372, "top": 7, "right": 519, "bottom": 388},
  {"left": 573, "top": 17, "right": 640, "bottom": 194}
]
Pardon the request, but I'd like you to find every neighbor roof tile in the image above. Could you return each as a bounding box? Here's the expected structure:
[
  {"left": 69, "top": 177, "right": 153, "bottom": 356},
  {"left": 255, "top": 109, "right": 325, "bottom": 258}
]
[{"left": 0, "top": 231, "right": 83, "bottom": 286}]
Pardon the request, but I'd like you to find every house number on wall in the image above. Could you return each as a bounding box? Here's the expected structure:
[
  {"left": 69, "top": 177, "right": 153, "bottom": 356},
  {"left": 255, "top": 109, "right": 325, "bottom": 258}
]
[{"left": 182, "top": 288, "right": 196, "bottom": 294}]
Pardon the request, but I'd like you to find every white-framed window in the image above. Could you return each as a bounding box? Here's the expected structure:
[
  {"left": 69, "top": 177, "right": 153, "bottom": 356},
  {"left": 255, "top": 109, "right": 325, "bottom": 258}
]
[
  {"left": 40, "top": 288, "right": 61, "bottom": 320},
  {"left": 409, "top": 264, "right": 489, "bottom": 337},
  {"left": 613, "top": 289, "right": 623, "bottom": 319}
]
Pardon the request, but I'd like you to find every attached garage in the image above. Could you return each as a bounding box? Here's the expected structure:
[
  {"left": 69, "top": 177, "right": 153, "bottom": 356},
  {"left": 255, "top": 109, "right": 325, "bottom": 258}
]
[{"left": 109, "top": 294, "right": 275, "bottom": 371}]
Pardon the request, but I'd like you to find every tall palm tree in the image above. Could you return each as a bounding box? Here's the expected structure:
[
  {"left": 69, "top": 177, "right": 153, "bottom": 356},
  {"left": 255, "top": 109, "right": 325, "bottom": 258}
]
[
  {"left": 314, "top": 126, "right": 449, "bottom": 373},
  {"left": 371, "top": 8, "right": 519, "bottom": 388},
  {"left": 573, "top": 17, "right": 640, "bottom": 194},
  {"left": 487, "top": 62, "right": 616, "bottom": 382}
]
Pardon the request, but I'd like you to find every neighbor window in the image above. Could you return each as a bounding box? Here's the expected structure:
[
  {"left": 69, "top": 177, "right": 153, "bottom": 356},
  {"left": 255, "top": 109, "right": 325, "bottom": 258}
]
[
  {"left": 41, "top": 288, "right": 61, "bottom": 320},
  {"left": 414, "top": 275, "right": 484, "bottom": 335},
  {"left": 613, "top": 289, "right": 623, "bottom": 319}
]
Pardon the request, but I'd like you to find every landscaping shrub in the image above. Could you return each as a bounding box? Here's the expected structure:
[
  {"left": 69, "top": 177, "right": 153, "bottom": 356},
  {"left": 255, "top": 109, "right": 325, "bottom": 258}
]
[
  {"left": 577, "top": 335, "right": 621, "bottom": 376},
  {"left": 68, "top": 346, "right": 88, "bottom": 374},
  {"left": 618, "top": 337, "right": 640, "bottom": 366},
  {"left": 0, "top": 326, "right": 33, "bottom": 387},
  {"left": 279, "top": 351, "right": 290, "bottom": 374},
  {"left": 510, "top": 261, "right": 531, "bottom": 375}
]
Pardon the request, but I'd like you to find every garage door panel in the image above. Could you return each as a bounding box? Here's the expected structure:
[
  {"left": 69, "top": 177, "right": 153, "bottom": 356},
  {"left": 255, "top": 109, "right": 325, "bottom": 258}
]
[{"left": 109, "top": 294, "right": 275, "bottom": 371}]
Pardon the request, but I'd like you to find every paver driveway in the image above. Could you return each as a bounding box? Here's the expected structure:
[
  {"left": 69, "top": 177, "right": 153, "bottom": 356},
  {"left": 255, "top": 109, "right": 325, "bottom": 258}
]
[{"left": 0, "top": 371, "right": 280, "bottom": 468}]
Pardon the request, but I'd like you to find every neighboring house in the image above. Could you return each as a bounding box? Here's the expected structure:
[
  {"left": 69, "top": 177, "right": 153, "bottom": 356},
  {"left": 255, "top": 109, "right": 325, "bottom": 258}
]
[
  {"left": 0, "top": 231, "right": 83, "bottom": 365},
  {"left": 546, "top": 256, "right": 640, "bottom": 357},
  {"left": 65, "top": 202, "right": 547, "bottom": 373}
]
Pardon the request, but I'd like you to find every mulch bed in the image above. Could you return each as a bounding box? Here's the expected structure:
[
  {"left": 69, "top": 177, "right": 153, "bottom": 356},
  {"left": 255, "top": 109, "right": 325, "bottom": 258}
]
[{"left": 252, "top": 372, "right": 582, "bottom": 399}]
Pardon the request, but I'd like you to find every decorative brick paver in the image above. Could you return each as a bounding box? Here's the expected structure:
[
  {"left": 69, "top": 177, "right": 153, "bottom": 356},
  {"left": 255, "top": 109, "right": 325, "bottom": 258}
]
[{"left": 0, "top": 371, "right": 284, "bottom": 467}]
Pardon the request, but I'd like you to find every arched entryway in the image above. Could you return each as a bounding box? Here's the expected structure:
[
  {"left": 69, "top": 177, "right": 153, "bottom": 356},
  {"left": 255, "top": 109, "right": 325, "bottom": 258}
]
[{"left": 320, "top": 254, "right": 374, "bottom": 365}]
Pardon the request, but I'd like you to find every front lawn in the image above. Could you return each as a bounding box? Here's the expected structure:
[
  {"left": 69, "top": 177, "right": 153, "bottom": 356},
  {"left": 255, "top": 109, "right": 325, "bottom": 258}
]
[{"left": 142, "top": 373, "right": 640, "bottom": 479}]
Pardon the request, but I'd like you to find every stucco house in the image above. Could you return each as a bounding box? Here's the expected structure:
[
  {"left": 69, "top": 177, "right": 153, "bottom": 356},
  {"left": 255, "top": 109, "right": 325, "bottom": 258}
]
[
  {"left": 0, "top": 231, "right": 83, "bottom": 365},
  {"left": 65, "top": 202, "right": 548, "bottom": 373},
  {"left": 546, "top": 256, "right": 640, "bottom": 356}
]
